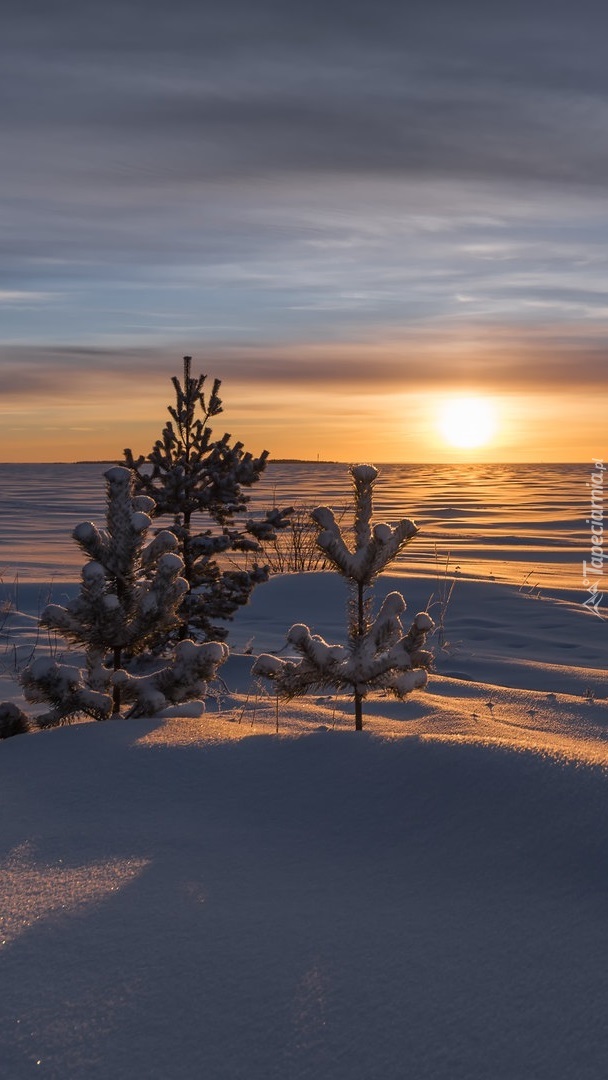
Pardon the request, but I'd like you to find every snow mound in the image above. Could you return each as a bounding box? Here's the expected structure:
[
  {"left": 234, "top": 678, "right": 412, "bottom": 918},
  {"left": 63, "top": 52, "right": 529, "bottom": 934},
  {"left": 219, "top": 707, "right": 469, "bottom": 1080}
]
[{"left": 2, "top": 722, "right": 608, "bottom": 1079}]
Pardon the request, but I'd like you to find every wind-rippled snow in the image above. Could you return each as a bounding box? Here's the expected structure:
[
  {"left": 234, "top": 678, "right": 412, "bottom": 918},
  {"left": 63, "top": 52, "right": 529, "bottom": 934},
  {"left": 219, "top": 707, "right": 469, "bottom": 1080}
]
[{"left": 0, "top": 461, "right": 589, "bottom": 588}]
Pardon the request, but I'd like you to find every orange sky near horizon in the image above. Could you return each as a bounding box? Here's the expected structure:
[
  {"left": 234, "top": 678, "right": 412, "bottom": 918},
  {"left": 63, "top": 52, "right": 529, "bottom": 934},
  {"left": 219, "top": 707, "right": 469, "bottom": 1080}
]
[{"left": 0, "top": 374, "right": 604, "bottom": 464}]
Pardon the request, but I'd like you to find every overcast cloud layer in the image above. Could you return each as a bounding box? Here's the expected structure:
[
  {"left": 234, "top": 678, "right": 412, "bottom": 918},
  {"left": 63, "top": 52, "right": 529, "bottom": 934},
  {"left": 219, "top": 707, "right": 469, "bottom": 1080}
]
[{"left": 2, "top": 0, "right": 608, "bottom": 404}]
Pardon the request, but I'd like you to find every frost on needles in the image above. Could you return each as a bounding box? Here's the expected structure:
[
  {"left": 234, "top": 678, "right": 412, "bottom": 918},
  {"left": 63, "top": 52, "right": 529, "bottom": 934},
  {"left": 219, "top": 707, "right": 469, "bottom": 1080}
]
[
  {"left": 253, "top": 464, "right": 434, "bottom": 731},
  {"left": 21, "top": 466, "right": 227, "bottom": 724},
  {"left": 124, "top": 356, "right": 291, "bottom": 643}
]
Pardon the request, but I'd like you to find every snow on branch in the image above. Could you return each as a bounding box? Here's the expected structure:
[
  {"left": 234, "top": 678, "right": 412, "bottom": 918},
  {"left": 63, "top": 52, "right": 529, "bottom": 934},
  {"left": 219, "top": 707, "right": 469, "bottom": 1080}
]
[
  {"left": 253, "top": 599, "right": 433, "bottom": 702},
  {"left": 253, "top": 463, "right": 433, "bottom": 730},
  {"left": 112, "top": 640, "right": 229, "bottom": 717},
  {"left": 311, "top": 464, "right": 418, "bottom": 585},
  {"left": 21, "top": 658, "right": 112, "bottom": 727}
]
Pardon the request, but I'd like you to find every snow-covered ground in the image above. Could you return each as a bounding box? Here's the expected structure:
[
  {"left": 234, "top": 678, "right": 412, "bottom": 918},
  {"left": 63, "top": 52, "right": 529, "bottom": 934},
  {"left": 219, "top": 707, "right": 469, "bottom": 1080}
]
[{"left": 1, "top": 463, "right": 607, "bottom": 1077}]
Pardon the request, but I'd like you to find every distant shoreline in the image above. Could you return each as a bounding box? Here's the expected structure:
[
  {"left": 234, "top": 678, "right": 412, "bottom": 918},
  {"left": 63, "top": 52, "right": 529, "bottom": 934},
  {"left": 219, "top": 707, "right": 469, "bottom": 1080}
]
[{"left": 0, "top": 460, "right": 592, "bottom": 467}]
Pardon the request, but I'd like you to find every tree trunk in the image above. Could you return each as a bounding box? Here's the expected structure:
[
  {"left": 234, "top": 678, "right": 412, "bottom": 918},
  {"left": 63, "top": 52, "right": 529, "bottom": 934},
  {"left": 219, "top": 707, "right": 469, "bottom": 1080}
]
[
  {"left": 112, "top": 645, "right": 122, "bottom": 715},
  {"left": 357, "top": 581, "right": 365, "bottom": 637},
  {"left": 178, "top": 508, "right": 193, "bottom": 640},
  {"left": 354, "top": 581, "right": 365, "bottom": 730},
  {"left": 354, "top": 689, "right": 363, "bottom": 732}
]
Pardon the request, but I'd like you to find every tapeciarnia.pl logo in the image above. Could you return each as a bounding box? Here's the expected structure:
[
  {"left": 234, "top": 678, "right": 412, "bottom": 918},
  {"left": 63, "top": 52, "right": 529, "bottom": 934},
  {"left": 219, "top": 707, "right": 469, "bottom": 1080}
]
[{"left": 582, "top": 458, "right": 606, "bottom": 618}]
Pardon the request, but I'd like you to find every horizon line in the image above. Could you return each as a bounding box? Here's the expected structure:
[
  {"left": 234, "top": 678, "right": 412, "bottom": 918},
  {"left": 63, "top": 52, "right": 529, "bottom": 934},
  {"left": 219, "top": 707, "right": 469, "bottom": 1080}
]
[{"left": 0, "top": 459, "right": 598, "bottom": 467}]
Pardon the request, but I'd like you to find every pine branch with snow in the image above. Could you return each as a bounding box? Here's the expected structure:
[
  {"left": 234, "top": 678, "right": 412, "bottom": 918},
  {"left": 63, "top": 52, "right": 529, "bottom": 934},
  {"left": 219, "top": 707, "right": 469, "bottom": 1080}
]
[
  {"left": 253, "top": 464, "right": 433, "bottom": 730},
  {"left": 253, "top": 598, "right": 433, "bottom": 708},
  {"left": 41, "top": 469, "right": 188, "bottom": 665},
  {"left": 112, "top": 640, "right": 229, "bottom": 717},
  {"left": 21, "top": 659, "right": 112, "bottom": 727},
  {"left": 32, "top": 465, "right": 215, "bottom": 717},
  {"left": 311, "top": 464, "right": 418, "bottom": 585}
]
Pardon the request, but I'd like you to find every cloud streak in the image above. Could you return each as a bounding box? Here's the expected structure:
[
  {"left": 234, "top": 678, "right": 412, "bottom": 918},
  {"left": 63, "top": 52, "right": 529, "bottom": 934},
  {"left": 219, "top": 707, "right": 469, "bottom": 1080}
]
[
  {"left": 5, "top": 0, "right": 608, "bottom": 189},
  {"left": 1, "top": 325, "right": 605, "bottom": 402},
  {"left": 1, "top": 0, "right": 607, "bottom": 457}
]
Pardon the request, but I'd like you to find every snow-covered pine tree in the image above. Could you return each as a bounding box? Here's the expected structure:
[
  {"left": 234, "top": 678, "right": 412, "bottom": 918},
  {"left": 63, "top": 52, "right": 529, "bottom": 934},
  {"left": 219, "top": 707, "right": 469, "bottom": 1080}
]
[
  {"left": 124, "top": 356, "right": 291, "bottom": 642},
  {"left": 22, "top": 466, "right": 226, "bottom": 721},
  {"left": 253, "top": 464, "right": 434, "bottom": 730}
]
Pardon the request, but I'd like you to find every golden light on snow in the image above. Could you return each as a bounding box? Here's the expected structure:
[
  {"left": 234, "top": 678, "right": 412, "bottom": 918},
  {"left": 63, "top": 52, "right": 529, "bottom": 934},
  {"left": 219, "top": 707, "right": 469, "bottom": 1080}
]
[
  {"left": 437, "top": 396, "right": 498, "bottom": 449},
  {"left": 0, "top": 842, "right": 150, "bottom": 947}
]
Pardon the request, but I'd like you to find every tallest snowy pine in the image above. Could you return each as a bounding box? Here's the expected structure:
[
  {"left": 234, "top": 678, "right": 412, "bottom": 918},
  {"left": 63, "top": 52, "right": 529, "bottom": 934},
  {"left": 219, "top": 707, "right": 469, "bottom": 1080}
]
[
  {"left": 253, "top": 464, "right": 434, "bottom": 730},
  {"left": 124, "top": 356, "right": 290, "bottom": 642}
]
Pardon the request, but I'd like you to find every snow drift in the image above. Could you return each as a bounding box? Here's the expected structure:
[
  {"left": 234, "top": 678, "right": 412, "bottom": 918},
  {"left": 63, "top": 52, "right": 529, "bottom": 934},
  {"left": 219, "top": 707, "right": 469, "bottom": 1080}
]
[{"left": 2, "top": 718, "right": 608, "bottom": 1080}]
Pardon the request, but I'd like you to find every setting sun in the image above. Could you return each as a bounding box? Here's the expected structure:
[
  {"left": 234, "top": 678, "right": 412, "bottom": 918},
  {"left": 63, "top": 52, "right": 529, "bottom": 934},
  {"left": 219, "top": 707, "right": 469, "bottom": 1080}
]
[{"left": 437, "top": 396, "right": 498, "bottom": 449}]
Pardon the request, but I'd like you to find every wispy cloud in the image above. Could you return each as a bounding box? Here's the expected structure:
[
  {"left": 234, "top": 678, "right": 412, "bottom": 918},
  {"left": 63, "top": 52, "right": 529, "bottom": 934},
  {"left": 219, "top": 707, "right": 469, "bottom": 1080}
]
[
  {"left": 0, "top": 291, "right": 57, "bottom": 305},
  {"left": 1, "top": 0, "right": 607, "bottom": 457},
  {"left": 0, "top": 324, "right": 605, "bottom": 402}
]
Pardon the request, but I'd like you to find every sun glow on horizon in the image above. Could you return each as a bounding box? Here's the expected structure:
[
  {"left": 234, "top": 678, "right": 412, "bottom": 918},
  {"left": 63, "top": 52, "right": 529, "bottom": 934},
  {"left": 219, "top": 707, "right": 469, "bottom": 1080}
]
[
  {"left": 1, "top": 375, "right": 605, "bottom": 463},
  {"left": 437, "top": 395, "right": 498, "bottom": 450}
]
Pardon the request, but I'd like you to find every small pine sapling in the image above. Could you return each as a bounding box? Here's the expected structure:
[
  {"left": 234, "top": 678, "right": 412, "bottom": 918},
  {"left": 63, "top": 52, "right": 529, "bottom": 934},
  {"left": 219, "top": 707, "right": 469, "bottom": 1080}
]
[
  {"left": 124, "top": 356, "right": 291, "bottom": 642},
  {"left": 22, "top": 466, "right": 226, "bottom": 721},
  {"left": 253, "top": 464, "right": 434, "bottom": 730}
]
